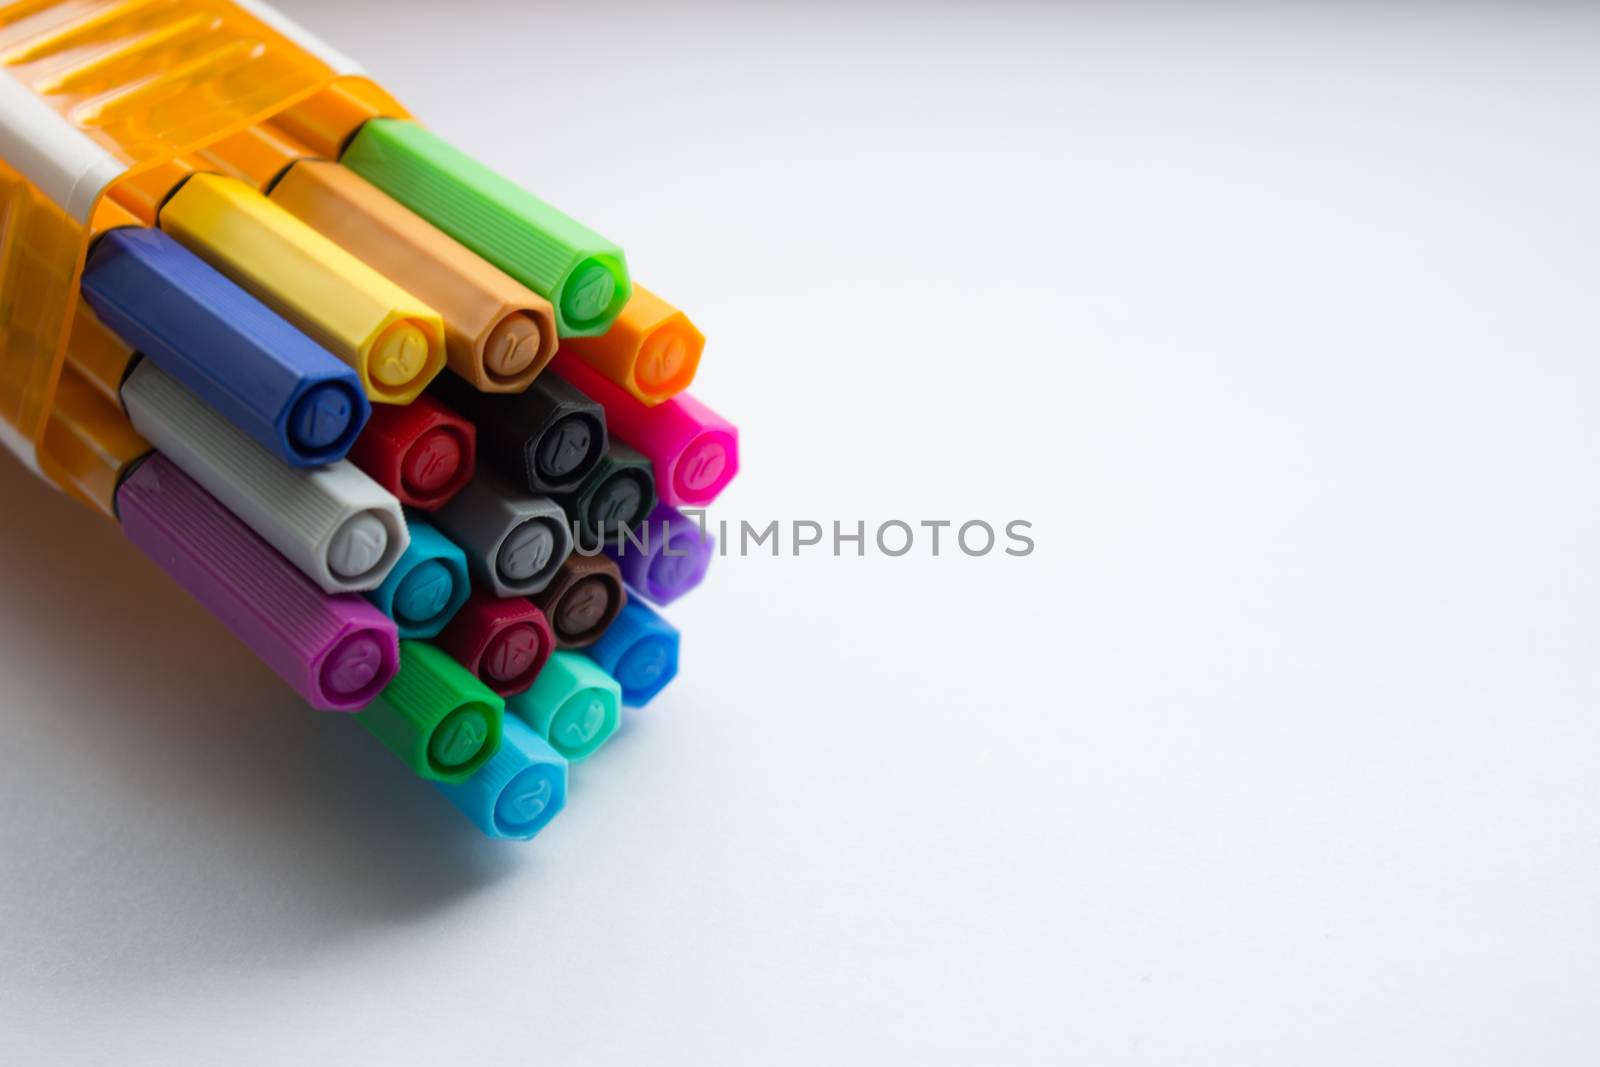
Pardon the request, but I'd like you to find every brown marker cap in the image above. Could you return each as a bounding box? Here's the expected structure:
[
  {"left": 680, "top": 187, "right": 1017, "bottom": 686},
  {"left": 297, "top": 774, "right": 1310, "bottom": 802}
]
[
  {"left": 528, "top": 552, "right": 627, "bottom": 650},
  {"left": 268, "top": 159, "right": 557, "bottom": 394}
]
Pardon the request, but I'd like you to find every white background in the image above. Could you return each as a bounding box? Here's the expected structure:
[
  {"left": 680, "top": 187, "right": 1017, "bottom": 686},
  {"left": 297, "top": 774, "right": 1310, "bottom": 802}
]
[{"left": 5, "top": 2, "right": 1600, "bottom": 1063}]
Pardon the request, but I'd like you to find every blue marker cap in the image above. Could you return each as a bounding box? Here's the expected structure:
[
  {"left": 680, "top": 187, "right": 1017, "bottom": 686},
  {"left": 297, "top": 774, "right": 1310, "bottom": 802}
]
[
  {"left": 433, "top": 715, "right": 568, "bottom": 840},
  {"left": 584, "top": 598, "right": 679, "bottom": 706},
  {"left": 81, "top": 226, "right": 370, "bottom": 467},
  {"left": 365, "top": 517, "right": 471, "bottom": 638}
]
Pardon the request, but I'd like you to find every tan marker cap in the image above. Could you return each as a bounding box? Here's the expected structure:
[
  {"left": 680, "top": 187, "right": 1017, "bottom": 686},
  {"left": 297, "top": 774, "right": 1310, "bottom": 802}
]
[{"left": 268, "top": 160, "right": 558, "bottom": 394}]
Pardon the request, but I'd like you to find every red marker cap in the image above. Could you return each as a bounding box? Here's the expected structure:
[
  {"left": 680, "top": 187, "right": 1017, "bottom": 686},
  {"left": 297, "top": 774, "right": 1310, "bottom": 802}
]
[
  {"left": 435, "top": 590, "right": 555, "bottom": 697},
  {"left": 346, "top": 392, "right": 475, "bottom": 510}
]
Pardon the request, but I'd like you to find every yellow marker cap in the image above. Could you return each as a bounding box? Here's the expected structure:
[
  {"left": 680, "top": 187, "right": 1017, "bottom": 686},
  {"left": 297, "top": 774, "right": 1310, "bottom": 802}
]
[
  {"left": 558, "top": 285, "right": 704, "bottom": 406},
  {"left": 269, "top": 159, "right": 558, "bottom": 394},
  {"left": 158, "top": 173, "right": 445, "bottom": 404}
]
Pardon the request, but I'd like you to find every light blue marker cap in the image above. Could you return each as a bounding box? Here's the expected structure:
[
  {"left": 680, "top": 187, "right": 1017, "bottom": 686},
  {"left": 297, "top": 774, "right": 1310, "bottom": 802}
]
[
  {"left": 506, "top": 651, "right": 621, "bottom": 762},
  {"left": 433, "top": 715, "right": 568, "bottom": 840},
  {"left": 584, "top": 598, "right": 679, "bottom": 707},
  {"left": 365, "top": 518, "right": 471, "bottom": 638}
]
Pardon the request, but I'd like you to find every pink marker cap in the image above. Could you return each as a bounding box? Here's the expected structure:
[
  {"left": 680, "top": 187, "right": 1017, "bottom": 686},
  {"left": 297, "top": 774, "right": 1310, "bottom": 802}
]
[
  {"left": 551, "top": 354, "right": 739, "bottom": 507},
  {"left": 117, "top": 454, "right": 400, "bottom": 711}
]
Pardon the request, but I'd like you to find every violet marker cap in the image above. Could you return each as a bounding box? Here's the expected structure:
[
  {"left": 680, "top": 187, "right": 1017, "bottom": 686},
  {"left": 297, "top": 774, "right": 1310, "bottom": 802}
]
[
  {"left": 605, "top": 502, "right": 714, "bottom": 606},
  {"left": 117, "top": 454, "right": 399, "bottom": 711}
]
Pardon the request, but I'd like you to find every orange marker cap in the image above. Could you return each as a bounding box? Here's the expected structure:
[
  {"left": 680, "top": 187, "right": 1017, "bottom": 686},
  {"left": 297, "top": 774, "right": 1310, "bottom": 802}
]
[
  {"left": 268, "top": 159, "right": 557, "bottom": 394},
  {"left": 559, "top": 285, "right": 704, "bottom": 406},
  {"left": 39, "top": 365, "right": 149, "bottom": 520},
  {"left": 194, "top": 124, "right": 314, "bottom": 192},
  {"left": 269, "top": 79, "right": 407, "bottom": 159},
  {"left": 67, "top": 303, "right": 138, "bottom": 409}
]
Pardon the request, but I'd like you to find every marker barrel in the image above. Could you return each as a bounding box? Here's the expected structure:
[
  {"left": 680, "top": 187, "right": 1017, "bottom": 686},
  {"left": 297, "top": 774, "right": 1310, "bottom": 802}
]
[
  {"left": 121, "top": 360, "right": 409, "bottom": 594},
  {"left": 365, "top": 519, "right": 471, "bottom": 639},
  {"left": 605, "top": 503, "right": 715, "bottom": 606},
  {"left": 118, "top": 454, "right": 399, "bottom": 711},
  {"left": 341, "top": 119, "right": 631, "bottom": 338},
  {"left": 81, "top": 227, "right": 369, "bottom": 467},
  {"left": 585, "top": 599, "right": 680, "bottom": 707},
  {"left": 358, "top": 641, "right": 504, "bottom": 783},
  {"left": 159, "top": 173, "right": 446, "bottom": 404},
  {"left": 559, "top": 441, "right": 657, "bottom": 549},
  {"left": 530, "top": 552, "right": 626, "bottom": 650},
  {"left": 269, "top": 160, "right": 558, "bottom": 394},
  {"left": 558, "top": 284, "right": 703, "bottom": 405},
  {"left": 549, "top": 359, "right": 738, "bottom": 508},
  {"left": 433, "top": 370, "right": 605, "bottom": 494},
  {"left": 433, "top": 716, "right": 567, "bottom": 841},
  {"left": 347, "top": 393, "right": 475, "bottom": 511},
  {"left": 506, "top": 651, "right": 622, "bottom": 763},
  {"left": 436, "top": 591, "right": 554, "bottom": 698},
  {"left": 431, "top": 471, "right": 573, "bottom": 597}
]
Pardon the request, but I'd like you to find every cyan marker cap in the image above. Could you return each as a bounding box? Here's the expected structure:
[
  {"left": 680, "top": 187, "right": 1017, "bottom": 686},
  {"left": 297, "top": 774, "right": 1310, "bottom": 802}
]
[
  {"left": 433, "top": 715, "right": 568, "bottom": 841},
  {"left": 365, "top": 518, "right": 471, "bottom": 639},
  {"left": 584, "top": 599, "right": 679, "bottom": 707},
  {"left": 506, "top": 651, "right": 621, "bottom": 763},
  {"left": 81, "top": 226, "right": 368, "bottom": 467}
]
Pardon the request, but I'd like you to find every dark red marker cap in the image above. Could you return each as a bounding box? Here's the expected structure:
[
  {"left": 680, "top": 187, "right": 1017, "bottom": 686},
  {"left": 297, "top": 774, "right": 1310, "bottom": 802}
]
[
  {"left": 346, "top": 393, "right": 476, "bottom": 510},
  {"left": 435, "top": 590, "right": 555, "bottom": 697}
]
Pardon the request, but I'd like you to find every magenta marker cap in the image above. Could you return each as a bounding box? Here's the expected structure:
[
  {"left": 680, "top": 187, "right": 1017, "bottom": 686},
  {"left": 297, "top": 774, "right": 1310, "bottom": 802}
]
[
  {"left": 548, "top": 357, "right": 738, "bottom": 507},
  {"left": 117, "top": 454, "right": 399, "bottom": 710}
]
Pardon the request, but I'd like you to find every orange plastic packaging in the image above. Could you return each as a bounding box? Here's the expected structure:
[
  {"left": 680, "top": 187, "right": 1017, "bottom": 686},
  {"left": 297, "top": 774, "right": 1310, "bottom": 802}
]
[{"left": 0, "top": 0, "right": 409, "bottom": 517}]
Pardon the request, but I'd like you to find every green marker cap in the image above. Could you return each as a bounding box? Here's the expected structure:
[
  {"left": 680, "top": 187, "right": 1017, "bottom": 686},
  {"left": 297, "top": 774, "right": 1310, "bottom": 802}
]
[
  {"left": 358, "top": 640, "right": 505, "bottom": 782},
  {"left": 342, "top": 119, "right": 632, "bottom": 338}
]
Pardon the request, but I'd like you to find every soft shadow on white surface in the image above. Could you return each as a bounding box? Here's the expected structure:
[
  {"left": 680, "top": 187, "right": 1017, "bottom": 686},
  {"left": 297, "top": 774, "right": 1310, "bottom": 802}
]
[{"left": 0, "top": 456, "right": 525, "bottom": 985}]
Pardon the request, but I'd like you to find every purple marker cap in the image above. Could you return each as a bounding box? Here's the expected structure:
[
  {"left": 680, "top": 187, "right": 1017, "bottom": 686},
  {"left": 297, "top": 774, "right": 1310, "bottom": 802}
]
[
  {"left": 117, "top": 454, "right": 399, "bottom": 711},
  {"left": 603, "top": 502, "right": 714, "bottom": 606}
]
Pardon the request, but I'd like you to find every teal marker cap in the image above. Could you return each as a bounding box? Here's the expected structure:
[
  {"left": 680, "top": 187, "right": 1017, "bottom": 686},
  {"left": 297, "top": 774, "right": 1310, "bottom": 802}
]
[
  {"left": 506, "top": 651, "right": 621, "bottom": 763},
  {"left": 342, "top": 119, "right": 631, "bottom": 338},
  {"left": 365, "top": 518, "right": 472, "bottom": 639},
  {"left": 433, "top": 715, "right": 568, "bottom": 841}
]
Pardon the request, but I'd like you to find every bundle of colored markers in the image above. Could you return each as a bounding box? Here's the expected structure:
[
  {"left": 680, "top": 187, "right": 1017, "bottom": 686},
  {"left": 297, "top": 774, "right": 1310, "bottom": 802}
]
[{"left": 42, "top": 110, "right": 735, "bottom": 840}]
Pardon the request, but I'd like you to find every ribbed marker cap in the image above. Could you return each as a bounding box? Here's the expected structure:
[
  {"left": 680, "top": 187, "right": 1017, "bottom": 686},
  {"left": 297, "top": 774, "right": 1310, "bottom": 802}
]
[
  {"left": 433, "top": 716, "right": 568, "bottom": 841},
  {"left": 431, "top": 470, "right": 574, "bottom": 597},
  {"left": 358, "top": 641, "right": 504, "bottom": 783},
  {"left": 529, "top": 552, "right": 626, "bottom": 650},
  {"left": 558, "top": 441, "right": 657, "bottom": 549},
  {"left": 159, "top": 173, "right": 447, "bottom": 404},
  {"left": 558, "top": 284, "right": 703, "bottom": 405},
  {"left": 548, "top": 360, "right": 738, "bottom": 508},
  {"left": 365, "top": 519, "right": 471, "bottom": 639},
  {"left": 121, "top": 360, "right": 409, "bottom": 594},
  {"left": 433, "top": 370, "right": 605, "bottom": 494},
  {"left": 506, "top": 651, "right": 621, "bottom": 763},
  {"left": 341, "top": 119, "right": 631, "bottom": 338},
  {"left": 605, "top": 503, "right": 715, "bottom": 606},
  {"left": 118, "top": 455, "right": 399, "bottom": 711},
  {"left": 584, "top": 599, "right": 679, "bottom": 707},
  {"left": 81, "top": 227, "right": 369, "bottom": 467},
  {"left": 435, "top": 591, "right": 554, "bottom": 698},
  {"left": 346, "top": 393, "right": 475, "bottom": 511},
  {"left": 270, "top": 160, "right": 559, "bottom": 394}
]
